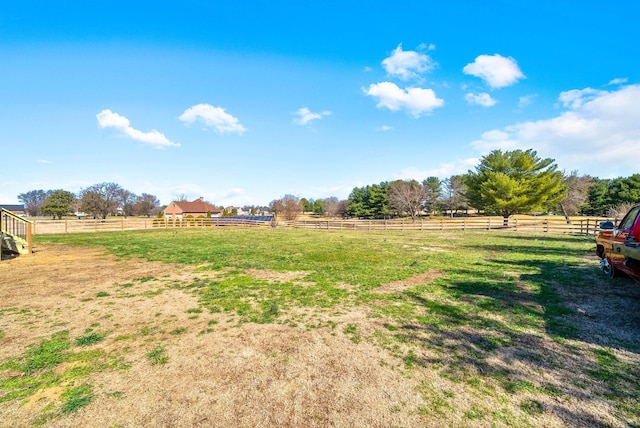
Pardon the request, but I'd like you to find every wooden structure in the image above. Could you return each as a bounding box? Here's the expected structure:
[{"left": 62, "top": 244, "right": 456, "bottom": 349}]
[{"left": 1, "top": 208, "right": 32, "bottom": 256}]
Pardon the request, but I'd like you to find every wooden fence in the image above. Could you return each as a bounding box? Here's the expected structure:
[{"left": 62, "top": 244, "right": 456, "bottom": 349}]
[
  {"left": 31, "top": 215, "right": 613, "bottom": 235},
  {"left": 31, "top": 217, "right": 270, "bottom": 234},
  {"left": 278, "top": 216, "right": 612, "bottom": 235}
]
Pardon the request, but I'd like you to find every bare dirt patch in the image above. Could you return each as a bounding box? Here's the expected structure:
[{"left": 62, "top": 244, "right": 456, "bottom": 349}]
[
  {"left": 244, "top": 268, "right": 311, "bottom": 284},
  {"left": 1, "top": 246, "right": 639, "bottom": 427},
  {"left": 0, "top": 245, "right": 427, "bottom": 427},
  {"left": 372, "top": 270, "right": 444, "bottom": 294}
]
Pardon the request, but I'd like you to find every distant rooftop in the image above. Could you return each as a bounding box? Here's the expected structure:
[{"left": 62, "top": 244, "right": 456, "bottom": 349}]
[{"left": 0, "top": 204, "right": 25, "bottom": 212}]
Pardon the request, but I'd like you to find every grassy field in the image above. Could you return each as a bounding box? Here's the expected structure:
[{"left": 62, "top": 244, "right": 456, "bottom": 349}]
[{"left": 1, "top": 228, "right": 639, "bottom": 427}]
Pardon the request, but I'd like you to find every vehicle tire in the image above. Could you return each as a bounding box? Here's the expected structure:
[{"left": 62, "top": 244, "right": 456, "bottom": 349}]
[{"left": 600, "top": 257, "right": 615, "bottom": 278}]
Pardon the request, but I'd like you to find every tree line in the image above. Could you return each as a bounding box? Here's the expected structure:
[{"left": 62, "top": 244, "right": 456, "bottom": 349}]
[
  {"left": 344, "top": 149, "right": 640, "bottom": 222},
  {"left": 18, "top": 183, "right": 161, "bottom": 219},
  {"left": 220, "top": 149, "right": 640, "bottom": 224},
  {"left": 16, "top": 149, "right": 640, "bottom": 222}
]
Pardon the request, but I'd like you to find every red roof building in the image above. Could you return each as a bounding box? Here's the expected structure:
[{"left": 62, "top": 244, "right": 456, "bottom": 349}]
[{"left": 163, "top": 198, "right": 222, "bottom": 220}]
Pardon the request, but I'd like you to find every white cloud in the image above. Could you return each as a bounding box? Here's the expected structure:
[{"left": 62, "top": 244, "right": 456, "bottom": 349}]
[
  {"left": 463, "top": 54, "right": 525, "bottom": 89},
  {"left": 215, "top": 188, "right": 253, "bottom": 207},
  {"left": 96, "top": 109, "right": 179, "bottom": 149},
  {"left": 364, "top": 81, "right": 444, "bottom": 117},
  {"left": 518, "top": 94, "right": 537, "bottom": 109},
  {"left": 382, "top": 44, "right": 436, "bottom": 81},
  {"left": 179, "top": 104, "right": 247, "bottom": 135},
  {"left": 557, "top": 88, "right": 606, "bottom": 109},
  {"left": 470, "top": 129, "right": 519, "bottom": 153},
  {"left": 37, "top": 159, "right": 53, "bottom": 164},
  {"left": 293, "top": 107, "right": 331, "bottom": 125},
  {"left": 378, "top": 125, "right": 393, "bottom": 132},
  {"left": 394, "top": 158, "right": 479, "bottom": 181},
  {"left": 482, "top": 129, "right": 510, "bottom": 141},
  {"left": 465, "top": 92, "right": 497, "bottom": 107},
  {"left": 469, "top": 84, "right": 640, "bottom": 177},
  {"left": 609, "top": 77, "right": 628, "bottom": 85}
]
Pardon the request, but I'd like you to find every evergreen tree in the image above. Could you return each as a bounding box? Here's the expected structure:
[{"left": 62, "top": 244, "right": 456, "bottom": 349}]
[
  {"left": 464, "top": 149, "right": 565, "bottom": 225},
  {"left": 41, "top": 190, "right": 75, "bottom": 219}
]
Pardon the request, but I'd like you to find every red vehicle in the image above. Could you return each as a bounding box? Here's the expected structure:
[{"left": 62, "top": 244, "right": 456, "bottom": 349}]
[{"left": 596, "top": 203, "right": 640, "bottom": 280}]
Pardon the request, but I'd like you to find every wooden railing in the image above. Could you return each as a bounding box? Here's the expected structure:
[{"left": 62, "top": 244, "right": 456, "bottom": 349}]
[
  {"left": 31, "top": 216, "right": 272, "bottom": 234},
  {"left": 30, "top": 215, "right": 613, "bottom": 236},
  {"left": 1, "top": 208, "right": 32, "bottom": 254},
  {"left": 278, "top": 216, "right": 613, "bottom": 235}
]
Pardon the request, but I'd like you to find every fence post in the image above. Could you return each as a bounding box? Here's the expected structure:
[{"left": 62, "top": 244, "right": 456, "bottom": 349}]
[
  {"left": 26, "top": 222, "right": 33, "bottom": 254},
  {"left": 463, "top": 218, "right": 466, "bottom": 231},
  {"left": 121, "top": 218, "right": 125, "bottom": 231},
  {"left": 545, "top": 219, "right": 549, "bottom": 233},
  {"left": 65, "top": 220, "right": 68, "bottom": 234}
]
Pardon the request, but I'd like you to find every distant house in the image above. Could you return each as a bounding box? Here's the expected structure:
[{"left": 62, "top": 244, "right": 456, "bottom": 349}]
[
  {"left": 163, "top": 198, "right": 222, "bottom": 221},
  {"left": 0, "top": 204, "right": 26, "bottom": 216},
  {"left": 224, "top": 206, "right": 247, "bottom": 216}
]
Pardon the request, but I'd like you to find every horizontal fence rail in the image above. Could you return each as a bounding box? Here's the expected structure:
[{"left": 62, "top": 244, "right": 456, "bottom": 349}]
[
  {"left": 31, "top": 216, "right": 273, "bottom": 234},
  {"left": 30, "top": 215, "right": 613, "bottom": 236},
  {"left": 277, "top": 216, "right": 613, "bottom": 235}
]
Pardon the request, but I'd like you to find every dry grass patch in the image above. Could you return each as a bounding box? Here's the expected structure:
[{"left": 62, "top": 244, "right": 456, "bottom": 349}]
[
  {"left": 1, "top": 232, "right": 639, "bottom": 428},
  {"left": 0, "top": 245, "right": 429, "bottom": 427},
  {"left": 243, "top": 268, "right": 309, "bottom": 283},
  {"left": 373, "top": 270, "right": 444, "bottom": 294}
]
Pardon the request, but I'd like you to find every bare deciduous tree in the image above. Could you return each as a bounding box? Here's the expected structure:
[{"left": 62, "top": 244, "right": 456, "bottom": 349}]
[
  {"left": 389, "top": 180, "right": 425, "bottom": 222},
  {"left": 18, "top": 189, "right": 51, "bottom": 216},
  {"left": 559, "top": 171, "right": 595, "bottom": 223},
  {"left": 441, "top": 175, "right": 468, "bottom": 217},
  {"left": 134, "top": 193, "right": 161, "bottom": 217},
  {"left": 322, "top": 197, "right": 348, "bottom": 217},
  {"left": 608, "top": 202, "right": 635, "bottom": 220},
  {"left": 79, "top": 182, "right": 124, "bottom": 219},
  {"left": 270, "top": 195, "right": 304, "bottom": 221},
  {"left": 117, "top": 189, "right": 138, "bottom": 217}
]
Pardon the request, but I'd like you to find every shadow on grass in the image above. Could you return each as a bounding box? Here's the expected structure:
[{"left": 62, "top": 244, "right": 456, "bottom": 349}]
[
  {"left": 457, "top": 232, "right": 595, "bottom": 258},
  {"left": 388, "top": 253, "right": 640, "bottom": 426},
  {"left": 488, "top": 258, "right": 640, "bottom": 353},
  {"left": 492, "top": 233, "right": 597, "bottom": 244},
  {"left": 393, "top": 307, "right": 623, "bottom": 426}
]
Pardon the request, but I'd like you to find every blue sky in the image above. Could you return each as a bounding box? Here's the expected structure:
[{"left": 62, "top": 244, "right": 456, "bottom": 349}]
[{"left": 1, "top": 1, "right": 639, "bottom": 206}]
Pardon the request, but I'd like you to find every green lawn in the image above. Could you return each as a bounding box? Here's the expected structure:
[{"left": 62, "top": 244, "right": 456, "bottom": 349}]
[
  {"left": 17, "top": 228, "right": 640, "bottom": 426},
  {"left": 34, "top": 228, "right": 596, "bottom": 330}
]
